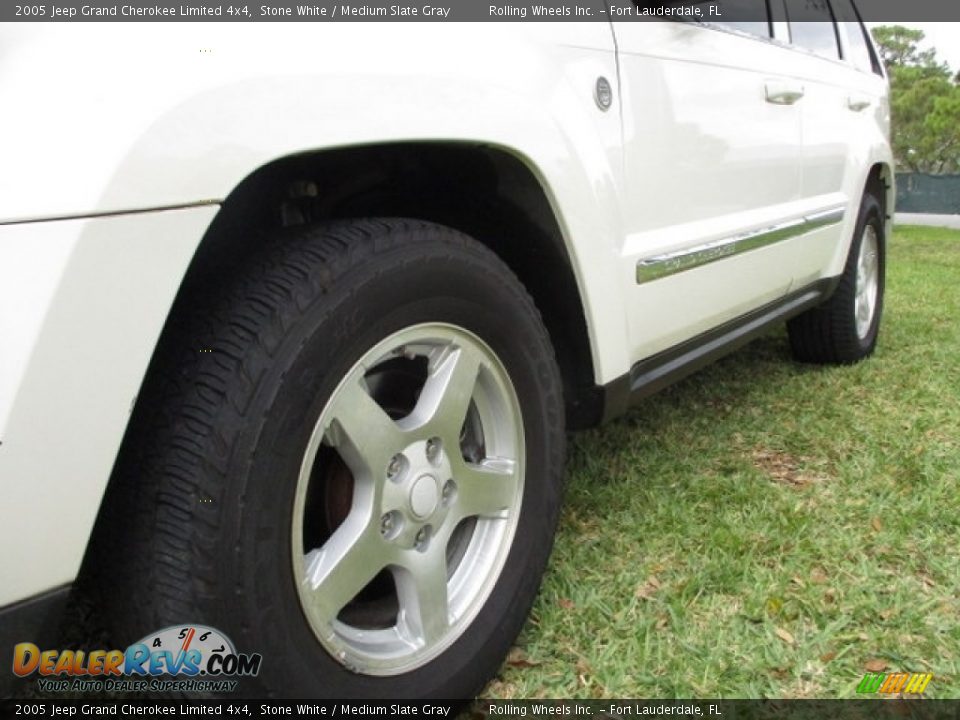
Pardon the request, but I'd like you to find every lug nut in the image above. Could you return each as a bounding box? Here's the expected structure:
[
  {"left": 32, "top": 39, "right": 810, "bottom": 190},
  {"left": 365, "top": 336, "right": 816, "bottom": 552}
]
[
  {"left": 380, "top": 512, "right": 396, "bottom": 538},
  {"left": 415, "top": 526, "right": 431, "bottom": 551},
  {"left": 425, "top": 437, "right": 443, "bottom": 465},
  {"left": 442, "top": 479, "right": 456, "bottom": 504},
  {"left": 386, "top": 454, "right": 405, "bottom": 481}
]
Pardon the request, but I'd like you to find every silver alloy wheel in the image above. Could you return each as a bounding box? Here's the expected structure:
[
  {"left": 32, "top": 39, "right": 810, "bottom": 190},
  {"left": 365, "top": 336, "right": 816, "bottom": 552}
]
[
  {"left": 291, "top": 323, "right": 525, "bottom": 676},
  {"left": 855, "top": 225, "right": 880, "bottom": 340}
]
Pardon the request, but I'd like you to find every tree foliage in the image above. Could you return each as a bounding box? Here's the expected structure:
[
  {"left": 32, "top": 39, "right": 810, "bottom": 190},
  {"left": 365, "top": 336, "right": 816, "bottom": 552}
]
[
  {"left": 871, "top": 26, "right": 940, "bottom": 70},
  {"left": 871, "top": 25, "right": 960, "bottom": 174}
]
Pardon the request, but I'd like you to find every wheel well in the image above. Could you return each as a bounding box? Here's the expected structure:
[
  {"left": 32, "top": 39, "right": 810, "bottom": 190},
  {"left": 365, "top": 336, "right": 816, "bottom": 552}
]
[
  {"left": 867, "top": 163, "right": 892, "bottom": 218},
  {"left": 161, "top": 143, "right": 601, "bottom": 429}
]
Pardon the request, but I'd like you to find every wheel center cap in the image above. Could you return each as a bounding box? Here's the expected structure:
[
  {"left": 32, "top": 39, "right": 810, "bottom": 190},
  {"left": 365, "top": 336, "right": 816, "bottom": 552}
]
[{"left": 409, "top": 474, "right": 439, "bottom": 519}]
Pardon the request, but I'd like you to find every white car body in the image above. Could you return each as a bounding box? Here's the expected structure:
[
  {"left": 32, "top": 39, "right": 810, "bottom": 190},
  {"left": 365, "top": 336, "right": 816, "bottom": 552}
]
[{"left": 0, "top": 20, "right": 892, "bottom": 614}]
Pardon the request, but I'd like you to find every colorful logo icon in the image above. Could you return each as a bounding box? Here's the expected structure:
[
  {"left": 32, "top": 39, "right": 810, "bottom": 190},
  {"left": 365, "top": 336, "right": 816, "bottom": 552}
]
[{"left": 857, "top": 672, "right": 933, "bottom": 695}]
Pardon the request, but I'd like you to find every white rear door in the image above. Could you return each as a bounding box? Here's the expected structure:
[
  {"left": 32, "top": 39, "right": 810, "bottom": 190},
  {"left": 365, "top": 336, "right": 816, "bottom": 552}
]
[{"left": 772, "top": 0, "right": 889, "bottom": 287}]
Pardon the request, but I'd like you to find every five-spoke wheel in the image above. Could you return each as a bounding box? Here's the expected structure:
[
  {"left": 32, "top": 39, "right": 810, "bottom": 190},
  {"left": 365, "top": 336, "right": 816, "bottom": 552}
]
[
  {"left": 854, "top": 225, "right": 880, "bottom": 341},
  {"left": 293, "top": 325, "right": 525, "bottom": 675}
]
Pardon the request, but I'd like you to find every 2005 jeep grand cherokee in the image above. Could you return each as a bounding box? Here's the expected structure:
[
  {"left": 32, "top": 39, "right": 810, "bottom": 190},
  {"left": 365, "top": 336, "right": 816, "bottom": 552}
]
[{"left": 0, "top": 5, "right": 891, "bottom": 699}]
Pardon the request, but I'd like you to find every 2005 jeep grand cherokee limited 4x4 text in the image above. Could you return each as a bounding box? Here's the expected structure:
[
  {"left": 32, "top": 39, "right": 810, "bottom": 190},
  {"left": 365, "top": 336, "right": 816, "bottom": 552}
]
[{"left": 0, "top": 7, "right": 891, "bottom": 698}]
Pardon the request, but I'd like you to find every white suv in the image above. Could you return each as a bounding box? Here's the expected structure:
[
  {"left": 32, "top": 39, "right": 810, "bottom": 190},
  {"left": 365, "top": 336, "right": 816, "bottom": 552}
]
[{"left": 1, "top": 7, "right": 891, "bottom": 699}]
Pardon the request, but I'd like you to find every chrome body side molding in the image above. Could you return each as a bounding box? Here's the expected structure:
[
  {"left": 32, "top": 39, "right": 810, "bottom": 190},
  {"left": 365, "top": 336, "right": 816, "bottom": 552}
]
[{"left": 636, "top": 206, "right": 846, "bottom": 284}]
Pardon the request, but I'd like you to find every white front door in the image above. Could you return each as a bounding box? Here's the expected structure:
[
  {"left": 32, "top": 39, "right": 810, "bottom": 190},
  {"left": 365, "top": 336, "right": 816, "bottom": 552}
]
[{"left": 614, "top": 19, "right": 807, "bottom": 362}]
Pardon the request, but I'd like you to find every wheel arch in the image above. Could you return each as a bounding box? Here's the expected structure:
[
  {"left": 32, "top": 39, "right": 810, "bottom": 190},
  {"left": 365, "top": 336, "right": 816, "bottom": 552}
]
[
  {"left": 828, "top": 160, "right": 895, "bottom": 279},
  {"left": 866, "top": 160, "right": 895, "bottom": 251},
  {"left": 866, "top": 161, "right": 894, "bottom": 219},
  {"left": 140, "top": 143, "right": 604, "bottom": 433}
]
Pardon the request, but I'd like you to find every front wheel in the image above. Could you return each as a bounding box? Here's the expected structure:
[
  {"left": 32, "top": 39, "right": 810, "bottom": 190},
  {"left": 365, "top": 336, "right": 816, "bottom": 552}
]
[
  {"left": 100, "top": 219, "right": 566, "bottom": 698},
  {"left": 293, "top": 322, "right": 530, "bottom": 677}
]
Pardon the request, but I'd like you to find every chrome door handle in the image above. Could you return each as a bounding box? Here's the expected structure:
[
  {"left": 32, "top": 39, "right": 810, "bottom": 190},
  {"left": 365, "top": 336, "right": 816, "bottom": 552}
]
[
  {"left": 765, "top": 81, "right": 805, "bottom": 105},
  {"left": 848, "top": 95, "right": 872, "bottom": 112}
]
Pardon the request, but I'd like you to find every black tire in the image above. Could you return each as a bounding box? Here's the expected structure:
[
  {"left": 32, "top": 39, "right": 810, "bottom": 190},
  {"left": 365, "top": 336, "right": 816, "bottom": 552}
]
[
  {"left": 787, "top": 190, "right": 886, "bottom": 364},
  {"left": 96, "top": 219, "right": 565, "bottom": 698}
]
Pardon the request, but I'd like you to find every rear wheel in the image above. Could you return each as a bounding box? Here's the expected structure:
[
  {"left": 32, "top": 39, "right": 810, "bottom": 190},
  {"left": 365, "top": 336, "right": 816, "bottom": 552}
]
[
  {"left": 98, "top": 219, "right": 565, "bottom": 698},
  {"left": 787, "top": 190, "right": 886, "bottom": 364}
]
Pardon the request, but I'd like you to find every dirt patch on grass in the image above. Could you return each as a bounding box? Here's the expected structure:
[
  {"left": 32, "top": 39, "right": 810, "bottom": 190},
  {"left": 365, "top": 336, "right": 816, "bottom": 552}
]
[{"left": 751, "top": 447, "right": 824, "bottom": 488}]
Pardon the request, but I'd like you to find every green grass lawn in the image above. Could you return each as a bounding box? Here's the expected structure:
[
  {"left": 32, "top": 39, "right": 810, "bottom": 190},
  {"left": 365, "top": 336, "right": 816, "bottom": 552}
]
[{"left": 485, "top": 226, "right": 960, "bottom": 699}]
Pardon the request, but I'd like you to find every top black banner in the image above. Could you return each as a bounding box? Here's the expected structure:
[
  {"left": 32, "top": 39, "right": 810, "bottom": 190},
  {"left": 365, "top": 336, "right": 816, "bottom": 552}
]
[{"left": 4, "top": 0, "right": 960, "bottom": 22}]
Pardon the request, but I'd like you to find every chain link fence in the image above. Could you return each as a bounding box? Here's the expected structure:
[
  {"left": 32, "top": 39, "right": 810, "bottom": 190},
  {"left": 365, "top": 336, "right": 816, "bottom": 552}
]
[{"left": 896, "top": 173, "right": 960, "bottom": 214}]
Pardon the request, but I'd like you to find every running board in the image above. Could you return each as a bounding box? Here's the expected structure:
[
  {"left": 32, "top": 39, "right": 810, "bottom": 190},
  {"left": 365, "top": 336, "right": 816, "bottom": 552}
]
[
  {"left": 627, "top": 278, "right": 840, "bottom": 403},
  {"left": 598, "top": 276, "right": 842, "bottom": 423}
]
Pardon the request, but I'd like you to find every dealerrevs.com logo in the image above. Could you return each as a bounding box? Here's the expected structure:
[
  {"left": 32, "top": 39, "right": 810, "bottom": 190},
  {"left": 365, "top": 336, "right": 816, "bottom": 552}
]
[{"left": 12, "top": 625, "right": 262, "bottom": 694}]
